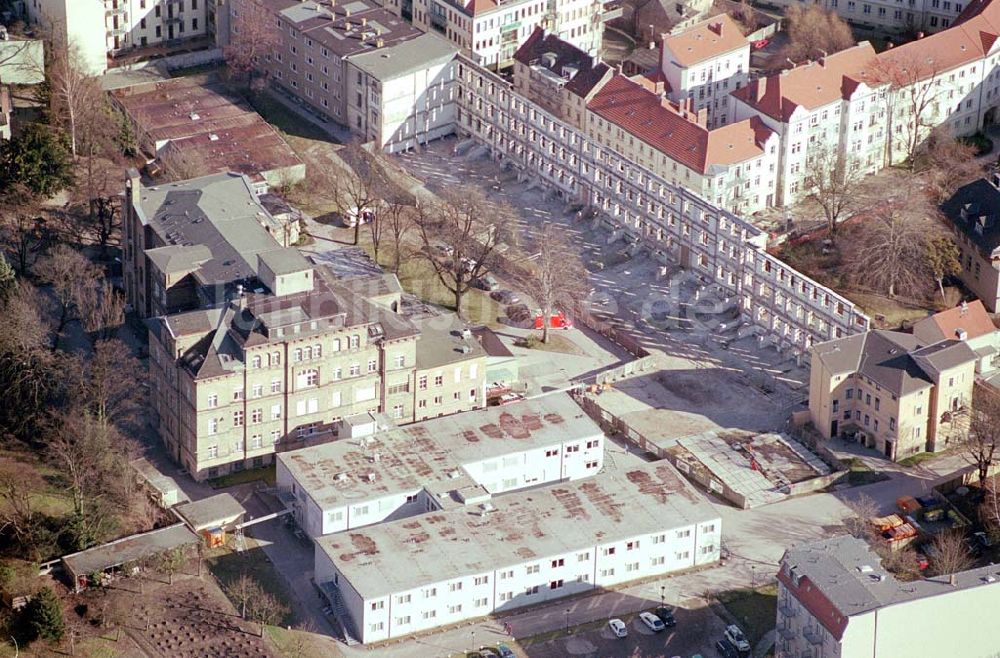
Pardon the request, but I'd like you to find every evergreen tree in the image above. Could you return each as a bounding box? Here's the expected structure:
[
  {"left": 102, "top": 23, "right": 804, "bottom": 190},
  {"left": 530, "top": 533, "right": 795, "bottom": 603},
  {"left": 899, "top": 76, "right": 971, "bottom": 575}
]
[{"left": 26, "top": 587, "right": 64, "bottom": 643}]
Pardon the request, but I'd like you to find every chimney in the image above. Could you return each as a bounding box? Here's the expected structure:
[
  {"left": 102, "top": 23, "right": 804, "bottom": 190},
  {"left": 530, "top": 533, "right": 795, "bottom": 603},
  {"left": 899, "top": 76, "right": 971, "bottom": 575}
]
[
  {"left": 708, "top": 21, "right": 723, "bottom": 36},
  {"left": 126, "top": 167, "right": 141, "bottom": 210},
  {"left": 961, "top": 300, "right": 969, "bottom": 316},
  {"left": 755, "top": 78, "right": 767, "bottom": 102},
  {"left": 654, "top": 79, "right": 665, "bottom": 95}
]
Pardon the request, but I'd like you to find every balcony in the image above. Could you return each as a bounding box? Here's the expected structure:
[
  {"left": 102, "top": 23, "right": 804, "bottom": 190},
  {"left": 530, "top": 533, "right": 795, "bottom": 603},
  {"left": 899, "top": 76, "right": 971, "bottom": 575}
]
[
  {"left": 599, "top": 0, "right": 623, "bottom": 21},
  {"left": 803, "top": 627, "right": 824, "bottom": 646},
  {"left": 107, "top": 26, "right": 128, "bottom": 36},
  {"left": 778, "top": 602, "right": 798, "bottom": 618},
  {"left": 106, "top": 4, "right": 127, "bottom": 16}
]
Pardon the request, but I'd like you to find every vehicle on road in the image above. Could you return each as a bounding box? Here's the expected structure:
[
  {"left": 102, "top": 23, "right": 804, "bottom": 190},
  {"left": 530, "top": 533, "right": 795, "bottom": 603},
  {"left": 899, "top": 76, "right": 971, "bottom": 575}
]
[
  {"left": 608, "top": 618, "right": 628, "bottom": 638},
  {"left": 716, "top": 638, "right": 740, "bottom": 658},
  {"left": 474, "top": 275, "right": 499, "bottom": 291},
  {"left": 496, "top": 644, "right": 515, "bottom": 658},
  {"left": 654, "top": 606, "right": 676, "bottom": 627},
  {"left": 498, "top": 392, "right": 525, "bottom": 405},
  {"left": 343, "top": 206, "right": 376, "bottom": 227},
  {"left": 724, "top": 624, "right": 751, "bottom": 653},
  {"left": 639, "top": 611, "right": 665, "bottom": 632},
  {"left": 490, "top": 289, "right": 521, "bottom": 305}
]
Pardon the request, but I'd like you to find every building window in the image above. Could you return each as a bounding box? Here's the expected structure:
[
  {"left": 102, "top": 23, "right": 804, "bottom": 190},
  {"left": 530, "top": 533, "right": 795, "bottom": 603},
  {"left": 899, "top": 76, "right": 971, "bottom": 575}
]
[
  {"left": 271, "top": 379, "right": 281, "bottom": 393},
  {"left": 392, "top": 404, "right": 404, "bottom": 419},
  {"left": 206, "top": 445, "right": 218, "bottom": 458},
  {"left": 434, "top": 375, "right": 444, "bottom": 387},
  {"left": 233, "top": 410, "right": 244, "bottom": 427},
  {"left": 418, "top": 375, "right": 428, "bottom": 390},
  {"left": 368, "top": 359, "right": 378, "bottom": 373},
  {"left": 208, "top": 419, "right": 219, "bottom": 435},
  {"left": 394, "top": 355, "right": 406, "bottom": 368},
  {"left": 251, "top": 408, "right": 262, "bottom": 424},
  {"left": 207, "top": 394, "right": 218, "bottom": 408}
]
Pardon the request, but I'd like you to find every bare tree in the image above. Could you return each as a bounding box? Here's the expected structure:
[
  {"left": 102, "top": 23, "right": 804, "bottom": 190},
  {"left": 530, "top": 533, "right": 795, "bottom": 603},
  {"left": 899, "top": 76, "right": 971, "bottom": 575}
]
[
  {"left": 73, "top": 155, "right": 125, "bottom": 257},
  {"left": 47, "top": 42, "right": 104, "bottom": 159},
  {"left": 226, "top": 0, "right": 282, "bottom": 90},
  {"left": 964, "top": 385, "right": 1000, "bottom": 486},
  {"left": 517, "top": 223, "right": 588, "bottom": 343},
  {"left": 0, "top": 183, "right": 46, "bottom": 275},
  {"left": 159, "top": 146, "right": 214, "bottom": 182},
  {"left": 414, "top": 185, "right": 517, "bottom": 318},
  {"left": 843, "top": 493, "right": 880, "bottom": 540},
  {"left": 225, "top": 572, "right": 255, "bottom": 621},
  {"left": 72, "top": 338, "right": 143, "bottom": 431},
  {"left": 35, "top": 244, "right": 101, "bottom": 349},
  {"left": 772, "top": 5, "right": 855, "bottom": 66},
  {"left": 154, "top": 547, "right": 188, "bottom": 585},
  {"left": 840, "top": 178, "right": 938, "bottom": 298},
  {"left": 930, "top": 530, "right": 974, "bottom": 576},
  {"left": 803, "top": 145, "right": 867, "bottom": 234},
  {"left": 915, "top": 128, "right": 984, "bottom": 203},
  {"left": 383, "top": 203, "right": 414, "bottom": 274},
  {"left": 248, "top": 588, "right": 289, "bottom": 637},
  {"left": 78, "top": 279, "right": 126, "bottom": 342}
]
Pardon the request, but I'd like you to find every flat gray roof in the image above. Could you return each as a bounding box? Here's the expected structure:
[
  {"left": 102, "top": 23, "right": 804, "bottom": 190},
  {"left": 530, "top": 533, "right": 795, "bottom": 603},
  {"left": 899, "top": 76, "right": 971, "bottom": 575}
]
[
  {"left": 783, "top": 535, "right": 1000, "bottom": 618},
  {"left": 278, "top": 392, "right": 602, "bottom": 509},
  {"left": 316, "top": 460, "right": 718, "bottom": 599},
  {"left": 413, "top": 314, "right": 486, "bottom": 369},
  {"left": 349, "top": 33, "right": 457, "bottom": 80},
  {"left": 62, "top": 524, "right": 199, "bottom": 577},
  {"left": 175, "top": 493, "right": 246, "bottom": 531}
]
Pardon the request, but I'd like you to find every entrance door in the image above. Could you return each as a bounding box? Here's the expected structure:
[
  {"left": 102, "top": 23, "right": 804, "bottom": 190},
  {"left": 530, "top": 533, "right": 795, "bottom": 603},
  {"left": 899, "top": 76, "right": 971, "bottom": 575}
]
[
  {"left": 830, "top": 420, "right": 839, "bottom": 437},
  {"left": 884, "top": 440, "right": 894, "bottom": 459}
]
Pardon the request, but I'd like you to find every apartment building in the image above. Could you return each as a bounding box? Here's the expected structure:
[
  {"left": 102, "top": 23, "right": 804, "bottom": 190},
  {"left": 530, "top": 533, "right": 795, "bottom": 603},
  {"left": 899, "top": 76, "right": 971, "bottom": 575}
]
[
  {"left": 777, "top": 535, "right": 1000, "bottom": 658},
  {"left": 808, "top": 329, "right": 977, "bottom": 460},
  {"left": 124, "top": 170, "right": 488, "bottom": 478},
  {"left": 660, "top": 14, "right": 749, "bottom": 129},
  {"left": 455, "top": 56, "right": 870, "bottom": 354},
  {"left": 943, "top": 175, "right": 1000, "bottom": 312},
  {"left": 512, "top": 27, "right": 612, "bottom": 128},
  {"left": 586, "top": 72, "right": 779, "bottom": 214},
  {"left": 22, "top": 0, "right": 210, "bottom": 75},
  {"left": 766, "top": 0, "right": 965, "bottom": 34},
  {"left": 249, "top": 0, "right": 457, "bottom": 152},
  {"left": 277, "top": 392, "right": 605, "bottom": 538},
  {"left": 404, "top": 0, "right": 606, "bottom": 72},
  {"left": 315, "top": 460, "right": 721, "bottom": 643}
]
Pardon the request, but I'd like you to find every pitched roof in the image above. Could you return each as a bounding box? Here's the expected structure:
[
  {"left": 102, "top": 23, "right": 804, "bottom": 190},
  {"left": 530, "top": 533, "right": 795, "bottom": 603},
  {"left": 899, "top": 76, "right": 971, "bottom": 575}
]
[
  {"left": 514, "top": 28, "right": 612, "bottom": 99},
  {"left": 587, "top": 73, "right": 773, "bottom": 174},
  {"left": 662, "top": 14, "right": 748, "bottom": 68},
  {"left": 912, "top": 300, "right": 996, "bottom": 344},
  {"left": 731, "top": 43, "right": 877, "bottom": 121},
  {"left": 941, "top": 178, "right": 1000, "bottom": 257},
  {"left": 812, "top": 329, "right": 978, "bottom": 396}
]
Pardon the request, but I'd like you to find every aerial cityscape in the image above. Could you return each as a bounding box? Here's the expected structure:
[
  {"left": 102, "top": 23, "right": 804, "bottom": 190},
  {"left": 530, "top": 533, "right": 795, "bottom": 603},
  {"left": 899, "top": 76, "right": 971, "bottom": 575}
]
[{"left": 2, "top": 0, "right": 1000, "bottom": 655}]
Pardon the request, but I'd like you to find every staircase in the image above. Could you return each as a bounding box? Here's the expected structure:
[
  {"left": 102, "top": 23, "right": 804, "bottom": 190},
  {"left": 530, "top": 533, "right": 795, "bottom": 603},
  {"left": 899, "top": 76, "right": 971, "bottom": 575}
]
[{"left": 320, "top": 581, "right": 361, "bottom": 646}]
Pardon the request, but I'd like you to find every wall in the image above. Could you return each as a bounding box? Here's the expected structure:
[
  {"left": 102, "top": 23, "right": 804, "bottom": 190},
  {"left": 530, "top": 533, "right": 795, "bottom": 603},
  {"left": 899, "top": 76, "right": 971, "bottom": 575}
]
[{"left": 454, "top": 56, "right": 870, "bottom": 355}]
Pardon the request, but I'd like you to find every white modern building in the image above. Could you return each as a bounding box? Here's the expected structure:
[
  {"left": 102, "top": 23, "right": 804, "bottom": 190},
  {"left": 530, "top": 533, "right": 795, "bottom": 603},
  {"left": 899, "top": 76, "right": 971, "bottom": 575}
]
[
  {"left": 22, "top": 0, "right": 211, "bottom": 75},
  {"left": 315, "top": 459, "right": 722, "bottom": 643},
  {"left": 276, "top": 392, "right": 605, "bottom": 538},
  {"left": 660, "top": 13, "right": 749, "bottom": 129},
  {"left": 777, "top": 535, "right": 1000, "bottom": 658}
]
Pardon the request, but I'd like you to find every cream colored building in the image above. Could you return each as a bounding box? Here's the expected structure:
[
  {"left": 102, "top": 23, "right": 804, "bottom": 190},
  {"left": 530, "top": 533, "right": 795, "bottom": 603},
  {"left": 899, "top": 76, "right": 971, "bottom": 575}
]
[
  {"left": 809, "top": 329, "right": 976, "bottom": 460},
  {"left": 777, "top": 535, "right": 1000, "bottom": 658}
]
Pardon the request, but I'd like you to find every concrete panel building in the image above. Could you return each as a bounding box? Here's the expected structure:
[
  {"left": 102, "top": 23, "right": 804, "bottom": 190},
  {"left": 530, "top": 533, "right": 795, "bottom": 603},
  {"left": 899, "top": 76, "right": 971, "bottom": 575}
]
[
  {"left": 276, "top": 392, "right": 605, "bottom": 538},
  {"left": 808, "top": 329, "right": 977, "bottom": 459},
  {"left": 777, "top": 535, "right": 1000, "bottom": 658},
  {"left": 248, "top": 0, "right": 458, "bottom": 152},
  {"left": 314, "top": 460, "right": 721, "bottom": 643}
]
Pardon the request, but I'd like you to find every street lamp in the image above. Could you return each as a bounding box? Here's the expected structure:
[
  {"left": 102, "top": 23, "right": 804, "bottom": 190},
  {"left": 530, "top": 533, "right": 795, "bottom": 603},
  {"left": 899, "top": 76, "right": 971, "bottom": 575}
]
[
  {"left": 660, "top": 585, "right": 665, "bottom": 608},
  {"left": 565, "top": 608, "right": 570, "bottom": 635},
  {"left": 751, "top": 564, "right": 757, "bottom": 591},
  {"left": 471, "top": 629, "right": 476, "bottom": 651}
]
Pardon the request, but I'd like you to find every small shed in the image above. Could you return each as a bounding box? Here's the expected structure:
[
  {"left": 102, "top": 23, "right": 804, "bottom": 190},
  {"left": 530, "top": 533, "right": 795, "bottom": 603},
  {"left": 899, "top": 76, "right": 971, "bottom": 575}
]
[
  {"left": 174, "top": 493, "right": 246, "bottom": 533},
  {"left": 62, "top": 523, "right": 199, "bottom": 593},
  {"left": 130, "top": 457, "right": 190, "bottom": 508}
]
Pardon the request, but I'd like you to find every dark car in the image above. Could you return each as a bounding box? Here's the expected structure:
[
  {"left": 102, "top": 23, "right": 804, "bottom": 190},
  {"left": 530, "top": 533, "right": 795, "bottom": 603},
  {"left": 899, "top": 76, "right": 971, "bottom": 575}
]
[
  {"left": 496, "top": 644, "right": 515, "bottom": 658},
  {"left": 491, "top": 289, "right": 521, "bottom": 305},
  {"left": 654, "top": 606, "right": 676, "bottom": 627},
  {"left": 716, "top": 639, "right": 740, "bottom": 658}
]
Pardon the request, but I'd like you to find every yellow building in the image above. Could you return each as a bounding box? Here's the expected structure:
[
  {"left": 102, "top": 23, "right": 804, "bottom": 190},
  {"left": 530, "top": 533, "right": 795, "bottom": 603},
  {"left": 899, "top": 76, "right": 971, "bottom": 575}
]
[{"left": 809, "top": 330, "right": 976, "bottom": 460}]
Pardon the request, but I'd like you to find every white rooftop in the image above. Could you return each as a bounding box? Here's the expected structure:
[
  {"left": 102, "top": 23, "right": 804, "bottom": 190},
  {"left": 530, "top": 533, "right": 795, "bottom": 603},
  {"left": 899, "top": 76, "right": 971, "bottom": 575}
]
[
  {"left": 315, "top": 460, "right": 718, "bottom": 599},
  {"left": 278, "top": 393, "right": 603, "bottom": 509}
]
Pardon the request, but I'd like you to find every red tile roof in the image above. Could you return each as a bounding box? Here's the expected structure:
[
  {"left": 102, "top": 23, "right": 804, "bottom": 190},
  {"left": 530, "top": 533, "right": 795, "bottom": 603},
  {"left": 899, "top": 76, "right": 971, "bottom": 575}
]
[
  {"left": 514, "top": 27, "right": 612, "bottom": 99},
  {"left": 587, "top": 73, "right": 773, "bottom": 174},
  {"left": 731, "top": 43, "right": 877, "bottom": 121},
  {"left": 913, "top": 300, "right": 996, "bottom": 343},
  {"left": 465, "top": 0, "right": 497, "bottom": 15},
  {"left": 662, "top": 14, "right": 748, "bottom": 68}
]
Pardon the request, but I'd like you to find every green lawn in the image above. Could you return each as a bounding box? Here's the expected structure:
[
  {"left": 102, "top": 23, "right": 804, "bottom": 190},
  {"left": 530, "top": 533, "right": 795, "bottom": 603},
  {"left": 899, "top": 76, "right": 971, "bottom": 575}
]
[
  {"left": 246, "top": 92, "right": 334, "bottom": 145},
  {"left": 208, "top": 464, "right": 276, "bottom": 489},
  {"left": 514, "top": 332, "right": 583, "bottom": 355},
  {"left": 716, "top": 584, "right": 778, "bottom": 646},
  {"left": 898, "top": 452, "right": 938, "bottom": 467},
  {"left": 395, "top": 256, "right": 506, "bottom": 327},
  {"left": 267, "top": 625, "right": 344, "bottom": 658},
  {"left": 206, "top": 541, "right": 297, "bottom": 627}
]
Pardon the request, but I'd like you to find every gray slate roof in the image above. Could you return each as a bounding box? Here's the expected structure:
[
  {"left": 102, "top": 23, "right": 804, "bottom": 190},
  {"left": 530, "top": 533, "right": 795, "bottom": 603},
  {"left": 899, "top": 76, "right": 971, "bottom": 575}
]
[{"left": 941, "top": 177, "right": 1000, "bottom": 256}]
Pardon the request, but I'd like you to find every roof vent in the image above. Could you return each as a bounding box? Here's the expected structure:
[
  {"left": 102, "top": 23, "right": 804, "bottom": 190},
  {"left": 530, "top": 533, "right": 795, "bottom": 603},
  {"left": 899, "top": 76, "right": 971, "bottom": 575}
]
[
  {"left": 366, "top": 473, "right": 376, "bottom": 483},
  {"left": 190, "top": 112, "right": 200, "bottom": 120},
  {"left": 334, "top": 472, "right": 348, "bottom": 482},
  {"left": 209, "top": 133, "right": 219, "bottom": 141},
  {"left": 858, "top": 565, "right": 874, "bottom": 573}
]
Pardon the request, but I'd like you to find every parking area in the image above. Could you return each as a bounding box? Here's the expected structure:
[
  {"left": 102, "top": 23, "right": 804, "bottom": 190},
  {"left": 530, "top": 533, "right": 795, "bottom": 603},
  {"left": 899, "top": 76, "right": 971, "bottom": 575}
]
[{"left": 520, "top": 605, "right": 728, "bottom": 658}]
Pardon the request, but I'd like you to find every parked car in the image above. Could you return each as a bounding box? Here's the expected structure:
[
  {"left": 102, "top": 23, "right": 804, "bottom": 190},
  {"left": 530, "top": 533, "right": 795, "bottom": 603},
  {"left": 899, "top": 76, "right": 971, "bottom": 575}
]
[
  {"left": 473, "top": 275, "right": 499, "bottom": 291},
  {"left": 716, "top": 638, "right": 740, "bottom": 658},
  {"left": 608, "top": 618, "right": 628, "bottom": 638},
  {"left": 491, "top": 289, "right": 521, "bottom": 305},
  {"left": 506, "top": 303, "right": 532, "bottom": 323},
  {"left": 973, "top": 531, "right": 994, "bottom": 549},
  {"left": 654, "top": 606, "right": 676, "bottom": 627},
  {"left": 724, "top": 624, "right": 751, "bottom": 653},
  {"left": 638, "top": 611, "right": 665, "bottom": 632},
  {"left": 498, "top": 393, "right": 525, "bottom": 405},
  {"left": 496, "top": 644, "right": 515, "bottom": 658},
  {"left": 534, "top": 311, "right": 573, "bottom": 330}
]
